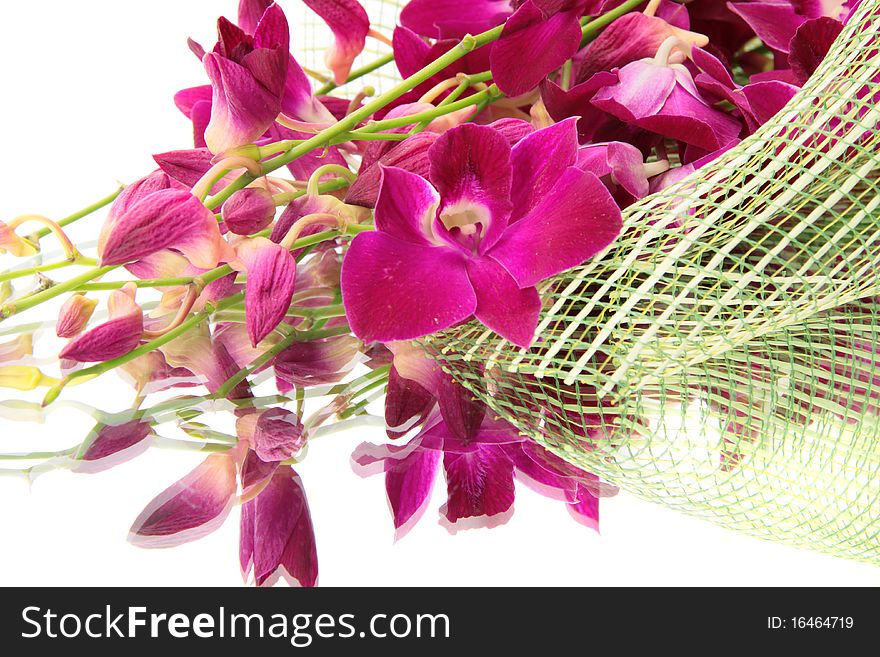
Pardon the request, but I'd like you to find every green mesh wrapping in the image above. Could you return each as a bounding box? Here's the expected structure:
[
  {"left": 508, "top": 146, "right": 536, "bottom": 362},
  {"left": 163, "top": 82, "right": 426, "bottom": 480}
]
[{"left": 303, "top": 1, "right": 880, "bottom": 564}]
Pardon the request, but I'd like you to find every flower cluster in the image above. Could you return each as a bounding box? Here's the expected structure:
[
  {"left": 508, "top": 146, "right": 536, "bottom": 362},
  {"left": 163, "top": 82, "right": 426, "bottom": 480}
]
[{"left": 0, "top": 0, "right": 854, "bottom": 585}]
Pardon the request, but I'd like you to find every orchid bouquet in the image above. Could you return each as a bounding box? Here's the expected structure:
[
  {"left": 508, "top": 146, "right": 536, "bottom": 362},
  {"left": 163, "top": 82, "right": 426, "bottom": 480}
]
[{"left": 2, "top": 0, "right": 879, "bottom": 586}]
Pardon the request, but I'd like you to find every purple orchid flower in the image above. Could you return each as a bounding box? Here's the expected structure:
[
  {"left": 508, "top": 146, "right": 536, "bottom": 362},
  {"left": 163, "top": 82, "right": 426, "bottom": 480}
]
[
  {"left": 341, "top": 119, "right": 622, "bottom": 348},
  {"left": 591, "top": 38, "right": 743, "bottom": 154},
  {"left": 202, "top": 3, "right": 290, "bottom": 153},
  {"left": 240, "top": 466, "right": 318, "bottom": 587},
  {"left": 727, "top": 0, "right": 848, "bottom": 55}
]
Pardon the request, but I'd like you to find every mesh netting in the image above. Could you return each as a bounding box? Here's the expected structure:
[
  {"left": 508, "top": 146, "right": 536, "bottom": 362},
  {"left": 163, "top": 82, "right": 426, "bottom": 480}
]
[{"left": 303, "top": 1, "right": 880, "bottom": 564}]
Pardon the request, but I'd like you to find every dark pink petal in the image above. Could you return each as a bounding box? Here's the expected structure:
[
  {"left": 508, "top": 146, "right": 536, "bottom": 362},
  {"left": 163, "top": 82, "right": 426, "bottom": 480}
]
[
  {"left": 392, "top": 25, "right": 431, "bottom": 78},
  {"left": 740, "top": 80, "right": 799, "bottom": 125},
  {"left": 491, "top": 0, "right": 586, "bottom": 96},
  {"left": 385, "top": 365, "right": 435, "bottom": 439},
  {"left": 788, "top": 16, "right": 843, "bottom": 85},
  {"left": 152, "top": 148, "right": 215, "bottom": 189},
  {"left": 466, "top": 256, "right": 541, "bottom": 348},
  {"left": 400, "top": 0, "right": 511, "bottom": 39},
  {"left": 593, "top": 61, "right": 677, "bottom": 120},
  {"left": 577, "top": 12, "right": 691, "bottom": 81},
  {"left": 441, "top": 445, "right": 515, "bottom": 523},
  {"left": 341, "top": 232, "right": 476, "bottom": 343},
  {"left": 727, "top": 1, "right": 806, "bottom": 53},
  {"left": 540, "top": 71, "right": 620, "bottom": 142},
  {"left": 99, "top": 189, "right": 233, "bottom": 269},
  {"left": 429, "top": 124, "right": 513, "bottom": 253},
  {"left": 253, "top": 407, "right": 305, "bottom": 462},
  {"left": 577, "top": 141, "right": 650, "bottom": 198},
  {"left": 203, "top": 52, "right": 284, "bottom": 154},
  {"left": 436, "top": 375, "right": 486, "bottom": 444},
  {"left": 241, "top": 467, "right": 317, "bottom": 586},
  {"left": 274, "top": 334, "right": 361, "bottom": 387},
  {"left": 488, "top": 117, "right": 535, "bottom": 144},
  {"left": 236, "top": 237, "right": 297, "bottom": 346},
  {"left": 303, "top": 0, "right": 369, "bottom": 84},
  {"left": 174, "top": 85, "right": 213, "bottom": 117},
  {"left": 385, "top": 446, "right": 441, "bottom": 529},
  {"left": 77, "top": 420, "right": 153, "bottom": 466},
  {"left": 129, "top": 453, "right": 236, "bottom": 548},
  {"left": 374, "top": 166, "right": 439, "bottom": 246},
  {"left": 238, "top": 0, "right": 273, "bottom": 34},
  {"left": 509, "top": 117, "right": 578, "bottom": 222},
  {"left": 251, "top": 2, "right": 290, "bottom": 52},
  {"left": 222, "top": 187, "right": 276, "bottom": 235},
  {"left": 60, "top": 287, "right": 143, "bottom": 363},
  {"left": 489, "top": 167, "right": 622, "bottom": 288},
  {"left": 346, "top": 131, "right": 439, "bottom": 207}
]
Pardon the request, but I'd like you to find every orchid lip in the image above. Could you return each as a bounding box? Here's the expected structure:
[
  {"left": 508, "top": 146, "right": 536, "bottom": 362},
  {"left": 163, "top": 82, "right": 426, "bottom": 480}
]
[{"left": 435, "top": 200, "right": 491, "bottom": 254}]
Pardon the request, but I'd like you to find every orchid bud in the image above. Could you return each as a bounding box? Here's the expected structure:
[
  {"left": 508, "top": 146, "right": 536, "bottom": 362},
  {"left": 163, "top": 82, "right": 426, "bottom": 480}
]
[
  {"left": 222, "top": 187, "right": 276, "bottom": 235},
  {"left": 59, "top": 284, "right": 144, "bottom": 363},
  {"left": 0, "top": 221, "right": 38, "bottom": 257},
  {"left": 56, "top": 294, "right": 99, "bottom": 338},
  {"left": 237, "top": 407, "right": 305, "bottom": 463},
  {"left": 0, "top": 281, "right": 11, "bottom": 304}
]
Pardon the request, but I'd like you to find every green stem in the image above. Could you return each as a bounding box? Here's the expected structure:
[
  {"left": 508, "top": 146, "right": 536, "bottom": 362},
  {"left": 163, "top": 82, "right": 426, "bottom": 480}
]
[
  {"left": 315, "top": 52, "right": 395, "bottom": 95},
  {"left": 581, "top": 0, "right": 646, "bottom": 44},
  {"left": 205, "top": 26, "right": 504, "bottom": 209},
  {"left": 357, "top": 87, "right": 500, "bottom": 134},
  {"left": 1, "top": 266, "right": 115, "bottom": 321},
  {"left": 31, "top": 187, "right": 123, "bottom": 240},
  {"left": 0, "top": 256, "right": 97, "bottom": 284}
]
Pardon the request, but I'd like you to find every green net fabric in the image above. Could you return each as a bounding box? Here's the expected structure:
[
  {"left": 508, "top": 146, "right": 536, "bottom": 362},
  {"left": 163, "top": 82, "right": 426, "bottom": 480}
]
[{"left": 301, "top": 1, "right": 880, "bottom": 564}]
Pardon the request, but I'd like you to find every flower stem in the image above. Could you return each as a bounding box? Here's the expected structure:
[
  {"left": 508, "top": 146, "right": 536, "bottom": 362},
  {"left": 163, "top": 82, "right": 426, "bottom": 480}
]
[
  {"left": 0, "top": 256, "right": 97, "bottom": 284},
  {"left": 0, "top": 266, "right": 115, "bottom": 321},
  {"left": 315, "top": 52, "right": 395, "bottom": 95},
  {"left": 205, "top": 26, "right": 504, "bottom": 209},
  {"left": 30, "top": 186, "right": 123, "bottom": 240}
]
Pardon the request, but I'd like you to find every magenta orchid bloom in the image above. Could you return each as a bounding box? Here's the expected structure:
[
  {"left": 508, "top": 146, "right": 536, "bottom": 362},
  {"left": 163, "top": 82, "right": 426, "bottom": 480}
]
[
  {"left": 727, "top": 0, "right": 848, "bottom": 54},
  {"left": 400, "top": 0, "right": 513, "bottom": 39},
  {"left": 341, "top": 119, "right": 622, "bottom": 348},
  {"left": 202, "top": 3, "right": 290, "bottom": 153},
  {"left": 591, "top": 40, "right": 743, "bottom": 154}
]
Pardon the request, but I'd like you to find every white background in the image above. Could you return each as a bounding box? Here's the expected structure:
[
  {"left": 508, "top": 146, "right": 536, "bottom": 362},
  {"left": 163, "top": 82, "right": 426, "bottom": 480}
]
[{"left": 1, "top": 1, "right": 878, "bottom": 587}]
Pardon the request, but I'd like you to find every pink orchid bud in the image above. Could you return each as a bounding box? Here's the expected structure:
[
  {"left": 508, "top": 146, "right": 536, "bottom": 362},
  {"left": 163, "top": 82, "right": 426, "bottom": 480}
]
[
  {"left": 232, "top": 237, "right": 297, "bottom": 347},
  {"left": 0, "top": 220, "right": 38, "bottom": 257},
  {"left": 240, "top": 466, "right": 318, "bottom": 586},
  {"left": 303, "top": 0, "right": 369, "bottom": 85},
  {"left": 215, "top": 322, "right": 281, "bottom": 370},
  {"left": 129, "top": 452, "right": 238, "bottom": 548},
  {"left": 59, "top": 284, "right": 144, "bottom": 363},
  {"left": 237, "top": 407, "right": 305, "bottom": 463},
  {"left": 0, "top": 333, "right": 33, "bottom": 364},
  {"left": 222, "top": 187, "right": 277, "bottom": 235},
  {"left": 296, "top": 248, "right": 342, "bottom": 292},
  {"left": 98, "top": 183, "right": 234, "bottom": 269},
  {"left": 56, "top": 294, "right": 99, "bottom": 338},
  {"left": 203, "top": 5, "right": 290, "bottom": 153},
  {"left": 118, "top": 351, "right": 197, "bottom": 395},
  {"left": 73, "top": 419, "right": 154, "bottom": 473}
]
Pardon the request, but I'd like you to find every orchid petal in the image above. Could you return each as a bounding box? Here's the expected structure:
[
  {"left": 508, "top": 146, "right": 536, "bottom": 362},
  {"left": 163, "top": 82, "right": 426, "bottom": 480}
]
[
  {"left": 441, "top": 445, "right": 515, "bottom": 523},
  {"left": 509, "top": 117, "right": 579, "bottom": 222},
  {"left": 253, "top": 407, "right": 305, "bottom": 462},
  {"left": 56, "top": 294, "right": 98, "bottom": 339},
  {"left": 385, "top": 365, "right": 435, "bottom": 439},
  {"left": 235, "top": 237, "right": 297, "bottom": 347},
  {"left": 129, "top": 452, "right": 236, "bottom": 548},
  {"left": 303, "top": 0, "right": 370, "bottom": 84},
  {"left": 400, "top": 0, "right": 511, "bottom": 39},
  {"left": 788, "top": 16, "right": 843, "bottom": 84},
  {"left": 274, "top": 334, "right": 361, "bottom": 388},
  {"left": 76, "top": 420, "right": 153, "bottom": 468},
  {"left": 222, "top": 187, "right": 276, "bottom": 235},
  {"left": 466, "top": 256, "right": 541, "bottom": 348},
  {"left": 238, "top": 0, "right": 273, "bottom": 34},
  {"left": 491, "top": 0, "right": 586, "bottom": 97},
  {"left": 99, "top": 188, "right": 233, "bottom": 269},
  {"left": 341, "top": 232, "right": 476, "bottom": 343},
  {"left": 385, "top": 446, "right": 441, "bottom": 529},
  {"left": 727, "top": 1, "right": 805, "bottom": 53},
  {"left": 374, "top": 166, "right": 440, "bottom": 246},
  {"left": 489, "top": 166, "right": 622, "bottom": 288}
]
